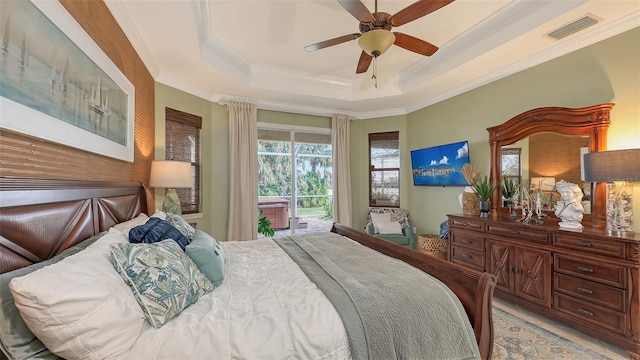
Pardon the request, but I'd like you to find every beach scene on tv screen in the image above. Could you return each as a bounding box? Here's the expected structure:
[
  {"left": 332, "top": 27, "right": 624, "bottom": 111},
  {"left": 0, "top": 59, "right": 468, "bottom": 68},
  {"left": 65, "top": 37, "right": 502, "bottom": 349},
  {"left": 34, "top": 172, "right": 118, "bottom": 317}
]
[{"left": 411, "top": 141, "right": 470, "bottom": 186}]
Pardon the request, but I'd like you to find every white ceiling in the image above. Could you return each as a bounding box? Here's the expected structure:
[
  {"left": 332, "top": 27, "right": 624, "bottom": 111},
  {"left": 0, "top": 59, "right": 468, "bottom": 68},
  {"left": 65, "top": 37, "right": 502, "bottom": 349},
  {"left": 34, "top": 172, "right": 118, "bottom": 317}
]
[{"left": 104, "top": 0, "right": 640, "bottom": 119}]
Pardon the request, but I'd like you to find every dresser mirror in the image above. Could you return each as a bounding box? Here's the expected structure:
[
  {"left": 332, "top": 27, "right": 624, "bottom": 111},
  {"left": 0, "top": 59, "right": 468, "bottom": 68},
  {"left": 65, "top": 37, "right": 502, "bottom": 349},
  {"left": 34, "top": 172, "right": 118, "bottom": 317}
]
[
  {"left": 487, "top": 104, "right": 614, "bottom": 226},
  {"left": 502, "top": 132, "right": 591, "bottom": 213}
]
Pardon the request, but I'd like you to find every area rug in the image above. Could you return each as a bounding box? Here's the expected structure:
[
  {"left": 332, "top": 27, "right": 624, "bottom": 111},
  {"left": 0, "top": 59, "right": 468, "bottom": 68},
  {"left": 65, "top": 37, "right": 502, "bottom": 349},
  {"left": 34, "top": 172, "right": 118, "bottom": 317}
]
[{"left": 492, "top": 306, "right": 613, "bottom": 360}]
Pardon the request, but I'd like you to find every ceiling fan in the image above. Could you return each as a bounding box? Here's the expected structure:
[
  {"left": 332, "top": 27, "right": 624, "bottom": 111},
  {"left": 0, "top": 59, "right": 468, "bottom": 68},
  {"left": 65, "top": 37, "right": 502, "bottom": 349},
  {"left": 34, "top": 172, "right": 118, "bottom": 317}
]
[{"left": 305, "top": 0, "right": 454, "bottom": 74}]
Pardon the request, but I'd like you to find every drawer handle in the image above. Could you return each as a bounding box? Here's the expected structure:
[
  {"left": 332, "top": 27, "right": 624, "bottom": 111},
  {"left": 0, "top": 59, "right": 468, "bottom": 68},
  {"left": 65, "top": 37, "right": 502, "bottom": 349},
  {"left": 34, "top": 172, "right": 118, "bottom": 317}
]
[
  {"left": 577, "top": 287, "right": 593, "bottom": 295},
  {"left": 463, "top": 223, "right": 471, "bottom": 227},
  {"left": 578, "top": 266, "right": 594, "bottom": 273},
  {"left": 461, "top": 240, "right": 470, "bottom": 244},
  {"left": 509, "top": 230, "right": 520, "bottom": 235},
  {"left": 578, "top": 242, "right": 593, "bottom": 247},
  {"left": 462, "top": 254, "right": 472, "bottom": 259},
  {"left": 578, "top": 308, "right": 594, "bottom": 317}
]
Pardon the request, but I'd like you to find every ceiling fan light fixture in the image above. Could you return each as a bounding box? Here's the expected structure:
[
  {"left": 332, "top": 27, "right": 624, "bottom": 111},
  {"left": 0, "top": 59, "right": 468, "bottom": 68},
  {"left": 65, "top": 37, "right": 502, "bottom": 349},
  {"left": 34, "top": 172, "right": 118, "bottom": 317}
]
[{"left": 358, "top": 29, "right": 395, "bottom": 57}]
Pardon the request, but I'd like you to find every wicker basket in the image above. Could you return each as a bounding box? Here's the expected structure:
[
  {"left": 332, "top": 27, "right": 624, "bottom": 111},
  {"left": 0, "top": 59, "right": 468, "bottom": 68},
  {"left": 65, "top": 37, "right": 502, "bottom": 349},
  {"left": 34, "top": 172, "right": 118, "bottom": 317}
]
[{"left": 417, "top": 234, "right": 448, "bottom": 260}]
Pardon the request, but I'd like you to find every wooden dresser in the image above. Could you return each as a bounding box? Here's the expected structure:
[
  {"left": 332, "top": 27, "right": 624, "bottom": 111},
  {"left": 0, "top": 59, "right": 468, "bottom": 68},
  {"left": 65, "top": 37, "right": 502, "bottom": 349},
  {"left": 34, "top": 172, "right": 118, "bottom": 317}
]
[{"left": 448, "top": 214, "right": 640, "bottom": 358}]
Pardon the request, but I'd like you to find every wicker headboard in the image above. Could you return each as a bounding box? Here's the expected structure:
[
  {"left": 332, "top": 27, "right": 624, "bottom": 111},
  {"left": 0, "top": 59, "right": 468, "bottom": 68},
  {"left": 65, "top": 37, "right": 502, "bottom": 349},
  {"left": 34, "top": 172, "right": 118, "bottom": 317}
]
[{"left": 0, "top": 178, "right": 148, "bottom": 274}]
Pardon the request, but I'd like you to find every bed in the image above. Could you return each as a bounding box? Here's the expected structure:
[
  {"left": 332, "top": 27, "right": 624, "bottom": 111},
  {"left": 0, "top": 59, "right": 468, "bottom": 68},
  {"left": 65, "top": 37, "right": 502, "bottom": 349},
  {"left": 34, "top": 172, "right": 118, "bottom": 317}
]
[{"left": 0, "top": 178, "right": 496, "bottom": 360}]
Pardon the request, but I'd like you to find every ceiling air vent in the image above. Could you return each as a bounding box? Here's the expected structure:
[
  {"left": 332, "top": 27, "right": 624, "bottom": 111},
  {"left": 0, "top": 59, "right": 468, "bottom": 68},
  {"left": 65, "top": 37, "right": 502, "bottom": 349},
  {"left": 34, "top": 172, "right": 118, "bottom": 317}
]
[{"left": 546, "top": 14, "right": 600, "bottom": 40}]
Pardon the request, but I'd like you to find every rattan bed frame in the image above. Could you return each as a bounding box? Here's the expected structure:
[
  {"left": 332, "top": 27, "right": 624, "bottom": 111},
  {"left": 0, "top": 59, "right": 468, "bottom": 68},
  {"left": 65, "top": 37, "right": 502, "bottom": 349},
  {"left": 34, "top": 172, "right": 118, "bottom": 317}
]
[{"left": 0, "top": 178, "right": 496, "bottom": 360}]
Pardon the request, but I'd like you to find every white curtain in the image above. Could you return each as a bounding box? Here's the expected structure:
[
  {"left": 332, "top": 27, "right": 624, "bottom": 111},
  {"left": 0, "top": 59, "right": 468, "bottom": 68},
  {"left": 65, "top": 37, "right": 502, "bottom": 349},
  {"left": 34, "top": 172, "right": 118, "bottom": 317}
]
[
  {"left": 227, "top": 102, "right": 258, "bottom": 240},
  {"left": 331, "top": 114, "right": 352, "bottom": 226}
]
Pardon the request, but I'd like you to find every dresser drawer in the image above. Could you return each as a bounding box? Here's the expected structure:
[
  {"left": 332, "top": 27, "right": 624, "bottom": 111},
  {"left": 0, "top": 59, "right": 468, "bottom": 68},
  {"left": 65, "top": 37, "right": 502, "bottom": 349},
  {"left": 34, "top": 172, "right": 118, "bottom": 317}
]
[
  {"left": 554, "top": 273, "right": 626, "bottom": 312},
  {"left": 449, "top": 218, "right": 484, "bottom": 231},
  {"left": 554, "top": 255, "right": 626, "bottom": 288},
  {"left": 450, "top": 230, "right": 485, "bottom": 251},
  {"left": 450, "top": 246, "right": 484, "bottom": 271},
  {"left": 554, "top": 293, "right": 626, "bottom": 335},
  {"left": 486, "top": 224, "right": 549, "bottom": 244},
  {"left": 555, "top": 234, "right": 625, "bottom": 259}
]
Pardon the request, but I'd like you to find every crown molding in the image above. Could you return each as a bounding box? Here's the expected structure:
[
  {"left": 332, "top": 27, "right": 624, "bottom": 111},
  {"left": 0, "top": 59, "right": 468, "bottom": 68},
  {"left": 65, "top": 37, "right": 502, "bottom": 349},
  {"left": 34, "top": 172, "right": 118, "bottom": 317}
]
[
  {"left": 103, "top": 0, "right": 161, "bottom": 77},
  {"left": 405, "top": 10, "right": 640, "bottom": 114},
  {"left": 399, "top": 0, "right": 586, "bottom": 88}
]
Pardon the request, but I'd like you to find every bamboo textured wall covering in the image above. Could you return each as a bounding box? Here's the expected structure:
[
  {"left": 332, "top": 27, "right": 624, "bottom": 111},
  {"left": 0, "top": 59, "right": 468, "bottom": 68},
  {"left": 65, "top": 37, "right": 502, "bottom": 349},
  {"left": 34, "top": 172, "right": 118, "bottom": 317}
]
[{"left": 0, "top": 0, "right": 154, "bottom": 200}]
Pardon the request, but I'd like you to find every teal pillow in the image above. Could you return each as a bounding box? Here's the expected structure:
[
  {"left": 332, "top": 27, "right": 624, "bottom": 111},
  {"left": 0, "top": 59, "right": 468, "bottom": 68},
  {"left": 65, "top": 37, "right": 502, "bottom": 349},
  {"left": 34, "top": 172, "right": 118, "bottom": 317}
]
[
  {"left": 185, "top": 230, "right": 225, "bottom": 286},
  {"left": 165, "top": 213, "right": 196, "bottom": 240},
  {"left": 109, "top": 240, "right": 214, "bottom": 328}
]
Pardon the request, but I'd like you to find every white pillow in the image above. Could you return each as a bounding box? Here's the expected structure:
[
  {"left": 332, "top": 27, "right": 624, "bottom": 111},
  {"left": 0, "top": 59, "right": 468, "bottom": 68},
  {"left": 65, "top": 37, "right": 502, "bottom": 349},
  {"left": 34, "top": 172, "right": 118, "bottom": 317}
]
[
  {"left": 9, "top": 229, "right": 146, "bottom": 359},
  {"left": 377, "top": 220, "right": 404, "bottom": 234},
  {"left": 370, "top": 212, "right": 391, "bottom": 233},
  {"left": 111, "top": 213, "right": 149, "bottom": 233},
  {"left": 152, "top": 209, "right": 167, "bottom": 220}
]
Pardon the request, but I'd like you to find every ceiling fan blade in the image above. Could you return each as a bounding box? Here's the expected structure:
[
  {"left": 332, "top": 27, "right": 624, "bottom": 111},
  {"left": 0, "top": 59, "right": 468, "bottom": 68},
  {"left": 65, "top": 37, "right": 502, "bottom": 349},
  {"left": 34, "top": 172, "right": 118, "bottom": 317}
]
[
  {"left": 356, "top": 51, "right": 373, "bottom": 74},
  {"left": 393, "top": 32, "right": 439, "bottom": 56},
  {"left": 304, "top": 33, "right": 361, "bottom": 52},
  {"left": 337, "top": 0, "right": 374, "bottom": 23},
  {"left": 389, "top": 0, "right": 454, "bottom": 27}
]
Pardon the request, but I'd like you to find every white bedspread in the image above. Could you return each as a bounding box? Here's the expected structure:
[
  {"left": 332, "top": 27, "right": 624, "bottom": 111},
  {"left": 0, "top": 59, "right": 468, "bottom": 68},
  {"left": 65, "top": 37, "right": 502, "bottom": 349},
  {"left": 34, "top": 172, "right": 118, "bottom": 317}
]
[{"left": 125, "top": 239, "right": 351, "bottom": 360}]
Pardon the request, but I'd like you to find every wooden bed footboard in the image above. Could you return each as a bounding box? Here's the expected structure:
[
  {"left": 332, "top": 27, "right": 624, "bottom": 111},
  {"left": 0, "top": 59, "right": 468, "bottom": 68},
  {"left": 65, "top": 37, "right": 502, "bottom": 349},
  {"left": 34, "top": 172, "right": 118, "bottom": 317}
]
[{"left": 331, "top": 223, "right": 497, "bottom": 360}]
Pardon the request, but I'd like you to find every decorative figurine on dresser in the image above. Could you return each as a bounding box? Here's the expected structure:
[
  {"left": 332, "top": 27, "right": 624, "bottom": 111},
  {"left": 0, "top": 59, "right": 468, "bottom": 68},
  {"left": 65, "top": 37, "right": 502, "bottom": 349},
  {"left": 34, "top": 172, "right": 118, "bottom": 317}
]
[
  {"left": 449, "top": 104, "right": 640, "bottom": 359},
  {"left": 554, "top": 180, "right": 585, "bottom": 229}
]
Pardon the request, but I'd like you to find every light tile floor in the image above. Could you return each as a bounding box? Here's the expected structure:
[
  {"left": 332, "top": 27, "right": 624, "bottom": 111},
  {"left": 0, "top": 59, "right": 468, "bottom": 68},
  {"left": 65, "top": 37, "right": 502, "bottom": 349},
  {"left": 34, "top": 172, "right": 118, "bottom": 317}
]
[
  {"left": 493, "top": 297, "right": 631, "bottom": 359},
  {"left": 270, "top": 215, "right": 335, "bottom": 237}
]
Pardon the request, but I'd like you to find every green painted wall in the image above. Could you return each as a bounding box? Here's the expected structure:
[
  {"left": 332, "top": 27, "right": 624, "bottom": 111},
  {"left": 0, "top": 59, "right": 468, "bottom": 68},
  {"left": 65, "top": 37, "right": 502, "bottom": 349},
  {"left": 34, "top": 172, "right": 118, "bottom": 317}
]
[
  {"left": 403, "top": 27, "right": 639, "bottom": 235},
  {"left": 258, "top": 110, "right": 331, "bottom": 129},
  {"left": 349, "top": 114, "right": 408, "bottom": 232},
  {"left": 154, "top": 83, "right": 228, "bottom": 240}
]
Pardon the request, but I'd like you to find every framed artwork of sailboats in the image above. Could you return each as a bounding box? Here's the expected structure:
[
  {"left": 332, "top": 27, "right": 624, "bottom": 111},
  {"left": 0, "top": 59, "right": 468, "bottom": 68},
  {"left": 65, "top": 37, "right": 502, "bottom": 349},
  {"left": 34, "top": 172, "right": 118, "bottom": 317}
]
[{"left": 0, "top": 0, "right": 135, "bottom": 162}]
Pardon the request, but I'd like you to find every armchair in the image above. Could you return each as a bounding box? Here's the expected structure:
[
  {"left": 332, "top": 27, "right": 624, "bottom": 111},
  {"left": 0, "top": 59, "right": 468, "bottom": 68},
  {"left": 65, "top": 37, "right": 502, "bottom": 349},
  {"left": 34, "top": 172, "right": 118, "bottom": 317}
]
[{"left": 364, "top": 207, "right": 416, "bottom": 249}]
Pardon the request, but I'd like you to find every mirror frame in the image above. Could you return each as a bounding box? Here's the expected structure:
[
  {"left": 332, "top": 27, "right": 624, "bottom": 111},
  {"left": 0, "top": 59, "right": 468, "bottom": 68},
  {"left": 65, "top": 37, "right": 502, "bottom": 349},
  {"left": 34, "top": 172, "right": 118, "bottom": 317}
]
[{"left": 487, "top": 103, "right": 614, "bottom": 227}]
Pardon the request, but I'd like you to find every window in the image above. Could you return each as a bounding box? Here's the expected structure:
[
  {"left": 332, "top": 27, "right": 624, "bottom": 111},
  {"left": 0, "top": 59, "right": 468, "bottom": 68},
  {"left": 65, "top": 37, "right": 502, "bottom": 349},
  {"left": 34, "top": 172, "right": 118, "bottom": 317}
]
[
  {"left": 257, "top": 126, "right": 333, "bottom": 236},
  {"left": 501, "top": 147, "right": 521, "bottom": 185},
  {"left": 369, "top": 131, "right": 400, "bottom": 207},
  {"left": 165, "top": 107, "right": 201, "bottom": 214}
]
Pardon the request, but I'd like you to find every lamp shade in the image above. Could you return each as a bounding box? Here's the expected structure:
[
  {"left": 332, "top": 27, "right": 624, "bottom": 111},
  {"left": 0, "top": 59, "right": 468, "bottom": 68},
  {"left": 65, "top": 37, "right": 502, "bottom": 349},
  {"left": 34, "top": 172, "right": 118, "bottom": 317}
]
[
  {"left": 358, "top": 29, "right": 396, "bottom": 57},
  {"left": 583, "top": 149, "right": 640, "bottom": 182},
  {"left": 149, "top": 160, "right": 192, "bottom": 188}
]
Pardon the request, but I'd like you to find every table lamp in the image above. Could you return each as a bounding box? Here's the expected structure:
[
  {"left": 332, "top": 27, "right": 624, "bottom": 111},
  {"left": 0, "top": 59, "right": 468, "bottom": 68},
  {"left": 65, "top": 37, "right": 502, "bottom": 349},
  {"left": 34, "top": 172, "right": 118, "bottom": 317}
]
[
  {"left": 149, "top": 160, "right": 192, "bottom": 215},
  {"left": 583, "top": 149, "right": 640, "bottom": 235}
]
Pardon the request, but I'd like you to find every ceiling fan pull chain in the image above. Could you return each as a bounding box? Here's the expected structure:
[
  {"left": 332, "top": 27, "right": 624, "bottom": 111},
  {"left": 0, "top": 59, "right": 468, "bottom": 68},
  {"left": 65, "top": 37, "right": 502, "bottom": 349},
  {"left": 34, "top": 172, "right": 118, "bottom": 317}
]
[{"left": 372, "top": 57, "right": 378, "bottom": 88}]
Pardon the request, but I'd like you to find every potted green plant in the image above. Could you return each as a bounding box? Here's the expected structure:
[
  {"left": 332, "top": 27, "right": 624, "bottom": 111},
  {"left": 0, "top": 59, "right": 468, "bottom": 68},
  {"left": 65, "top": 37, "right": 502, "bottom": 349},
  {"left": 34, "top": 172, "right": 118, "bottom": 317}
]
[
  {"left": 470, "top": 176, "right": 498, "bottom": 217},
  {"left": 501, "top": 178, "right": 519, "bottom": 217},
  {"left": 501, "top": 177, "right": 518, "bottom": 201},
  {"left": 258, "top": 209, "right": 275, "bottom": 238}
]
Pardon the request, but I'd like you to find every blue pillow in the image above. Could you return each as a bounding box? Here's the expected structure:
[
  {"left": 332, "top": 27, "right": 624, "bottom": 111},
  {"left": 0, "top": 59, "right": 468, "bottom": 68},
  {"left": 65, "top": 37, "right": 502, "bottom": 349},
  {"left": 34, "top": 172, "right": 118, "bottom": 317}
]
[
  {"left": 128, "top": 217, "right": 190, "bottom": 250},
  {"left": 439, "top": 220, "right": 449, "bottom": 240},
  {"left": 185, "top": 230, "right": 225, "bottom": 286}
]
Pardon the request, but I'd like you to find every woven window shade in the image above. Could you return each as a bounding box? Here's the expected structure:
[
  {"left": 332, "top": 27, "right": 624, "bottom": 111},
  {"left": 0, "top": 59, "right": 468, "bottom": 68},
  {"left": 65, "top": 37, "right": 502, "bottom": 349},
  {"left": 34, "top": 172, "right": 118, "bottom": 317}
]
[
  {"left": 369, "top": 131, "right": 400, "bottom": 207},
  {"left": 165, "top": 108, "right": 202, "bottom": 214}
]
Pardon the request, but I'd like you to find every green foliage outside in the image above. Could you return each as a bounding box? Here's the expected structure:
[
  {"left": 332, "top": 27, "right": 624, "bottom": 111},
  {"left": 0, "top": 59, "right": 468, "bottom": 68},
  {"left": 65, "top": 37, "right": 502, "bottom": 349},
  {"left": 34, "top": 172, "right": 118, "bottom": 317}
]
[
  {"left": 258, "top": 140, "right": 332, "bottom": 216},
  {"left": 322, "top": 203, "right": 333, "bottom": 220}
]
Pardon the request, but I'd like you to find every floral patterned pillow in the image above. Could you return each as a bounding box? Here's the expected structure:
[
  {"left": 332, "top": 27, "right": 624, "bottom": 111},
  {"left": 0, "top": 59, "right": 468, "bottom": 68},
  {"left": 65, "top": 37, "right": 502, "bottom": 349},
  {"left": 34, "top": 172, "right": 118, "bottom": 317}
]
[
  {"left": 165, "top": 212, "right": 196, "bottom": 240},
  {"left": 110, "top": 240, "right": 214, "bottom": 328}
]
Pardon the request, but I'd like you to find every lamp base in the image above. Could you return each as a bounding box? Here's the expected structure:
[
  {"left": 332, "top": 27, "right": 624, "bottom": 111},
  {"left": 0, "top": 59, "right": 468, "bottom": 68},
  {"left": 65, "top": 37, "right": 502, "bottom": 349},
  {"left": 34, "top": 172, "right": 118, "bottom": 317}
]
[
  {"left": 605, "top": 182, "right": 633, "bottom": 235},
  {"left": 162, "top": 188, "right": 182, "bottom": 215}
]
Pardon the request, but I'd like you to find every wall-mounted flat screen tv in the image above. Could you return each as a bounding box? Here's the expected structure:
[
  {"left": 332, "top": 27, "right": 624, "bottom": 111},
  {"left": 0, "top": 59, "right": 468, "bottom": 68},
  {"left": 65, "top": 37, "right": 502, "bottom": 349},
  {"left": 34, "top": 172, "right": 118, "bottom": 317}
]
[{"left": 411, "top": 140, "right": 470, "bottom": 186}]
